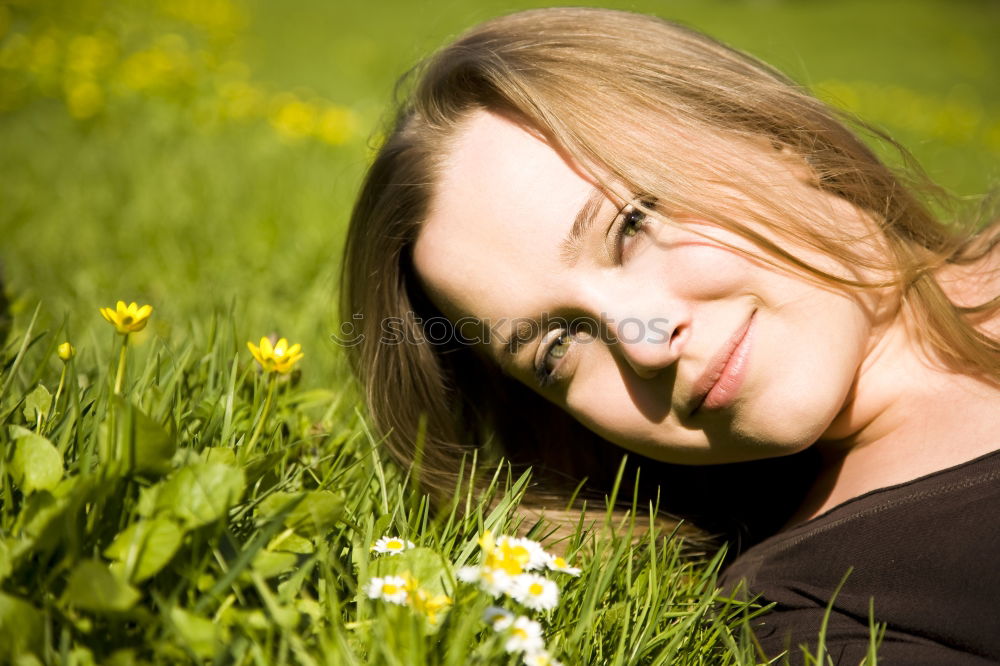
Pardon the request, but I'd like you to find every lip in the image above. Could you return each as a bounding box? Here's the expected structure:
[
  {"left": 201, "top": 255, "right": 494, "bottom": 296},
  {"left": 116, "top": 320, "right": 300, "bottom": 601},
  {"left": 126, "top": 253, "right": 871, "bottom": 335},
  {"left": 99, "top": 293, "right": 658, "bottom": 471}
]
[{"left": 688, "top": 310, "right": 756, "bottom": 415}]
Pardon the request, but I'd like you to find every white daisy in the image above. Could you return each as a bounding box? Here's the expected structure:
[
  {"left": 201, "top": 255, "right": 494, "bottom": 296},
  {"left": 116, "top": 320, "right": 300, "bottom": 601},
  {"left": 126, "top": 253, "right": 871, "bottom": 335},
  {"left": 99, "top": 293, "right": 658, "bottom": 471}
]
[
  {"left": 370, "top": 535, "right": 414, "bottom": 555},
  {"left": 545, "top": 555, "right": 582, "bottom": 577},
  {"left": 523, "top": 650, "right": 563, "bottom": 666},
  {"left": 458, "top": 565, "right": 514, "bottom": 597},
  {"left": 365, "top": 575, "right": 408, "bottom": 605},
  {"left": 457, "top": 565, "right": 480, "bottom": 583},
  {"left": 510, "top": 573, "right": 559, "bottom": 611},
  {"left": 504, "top": 616, "right": 544, "bottom": 654},
  {"left": 482, "top": 605, "right": 514, "bottom": 631}
]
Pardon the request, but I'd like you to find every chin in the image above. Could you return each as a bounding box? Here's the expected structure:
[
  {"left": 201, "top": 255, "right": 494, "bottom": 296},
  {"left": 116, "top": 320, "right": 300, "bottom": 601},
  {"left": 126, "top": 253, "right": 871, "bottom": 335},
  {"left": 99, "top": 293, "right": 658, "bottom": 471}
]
[
  {"left": 630, "top": 432, "right": 808, "bottom": 466},
  {"left": 737, "top": 391, "right": 843, "bottom": 458}
]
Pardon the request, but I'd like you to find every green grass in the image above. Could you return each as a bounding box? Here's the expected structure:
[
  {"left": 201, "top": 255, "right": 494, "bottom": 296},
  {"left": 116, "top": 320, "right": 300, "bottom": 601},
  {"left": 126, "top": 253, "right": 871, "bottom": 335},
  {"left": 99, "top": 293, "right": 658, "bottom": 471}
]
[
  {"left": 1, "top": 0, "right": 995, "bottom": 662},
  {"left": 0, "top": 307, "right": 767, "bottom": 664}
]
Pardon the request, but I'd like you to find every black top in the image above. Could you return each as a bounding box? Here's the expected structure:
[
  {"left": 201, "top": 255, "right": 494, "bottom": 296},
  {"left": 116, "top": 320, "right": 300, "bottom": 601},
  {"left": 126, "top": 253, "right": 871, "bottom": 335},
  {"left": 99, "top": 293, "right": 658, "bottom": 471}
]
[{"left": 718, "top": 447, "right": 1000, "bottom": 665}]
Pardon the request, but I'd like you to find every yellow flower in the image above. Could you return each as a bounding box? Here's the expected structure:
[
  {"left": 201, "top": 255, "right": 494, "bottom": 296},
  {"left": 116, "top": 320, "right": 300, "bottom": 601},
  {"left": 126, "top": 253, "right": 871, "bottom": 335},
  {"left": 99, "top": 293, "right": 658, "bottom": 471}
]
[
  {"left": 402, "top": 575, "right": 451, "bottom": 625},
  {"left": 316, "top": 105, "right": 357, "bottom": 145},
  {"left": 57, "top": 342, "right": 75, "bottom": 362},
  {"left": 247, "top": 337, "right": 303, "bottom": 374},
  {"left": 479, "top": 533, "right": 546, "bottom": 576},
  {"left": 66, "top": 80, "right": 104, "bottom": 119},
  {"left": 546, "top": 555, "right": 582, "bottom": 576},
  {"left": 99, "top": 301, "right": 153, "bottom": 334}
]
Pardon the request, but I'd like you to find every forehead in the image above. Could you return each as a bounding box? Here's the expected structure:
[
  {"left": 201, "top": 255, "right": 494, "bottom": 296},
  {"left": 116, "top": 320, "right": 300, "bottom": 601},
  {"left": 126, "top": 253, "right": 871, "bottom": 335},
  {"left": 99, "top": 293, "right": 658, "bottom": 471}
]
[{"left": 413, "top": 111, "right": 597, "bottom": 323}]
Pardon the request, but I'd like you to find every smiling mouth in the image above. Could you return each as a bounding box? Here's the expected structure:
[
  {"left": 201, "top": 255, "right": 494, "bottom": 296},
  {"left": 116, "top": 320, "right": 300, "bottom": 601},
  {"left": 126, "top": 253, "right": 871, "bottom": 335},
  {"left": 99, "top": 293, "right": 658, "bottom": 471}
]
[{"left": 689, "top": 309, "right": 756, "bottom": 416}]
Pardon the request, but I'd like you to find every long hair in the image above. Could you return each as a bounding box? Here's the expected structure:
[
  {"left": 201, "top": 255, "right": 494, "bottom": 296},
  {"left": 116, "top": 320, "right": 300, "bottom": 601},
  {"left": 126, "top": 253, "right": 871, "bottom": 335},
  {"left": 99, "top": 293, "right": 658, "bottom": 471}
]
[{"left": 340, "top": 7, "right": 1000, "bottom": 547}]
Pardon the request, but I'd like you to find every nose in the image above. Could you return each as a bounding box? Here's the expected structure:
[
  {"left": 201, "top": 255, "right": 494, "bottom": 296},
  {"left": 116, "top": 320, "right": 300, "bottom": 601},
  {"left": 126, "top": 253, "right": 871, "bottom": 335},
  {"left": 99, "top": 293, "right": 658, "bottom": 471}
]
[{"left": 607, "top": 314, "right": 687, "bottom": 380}]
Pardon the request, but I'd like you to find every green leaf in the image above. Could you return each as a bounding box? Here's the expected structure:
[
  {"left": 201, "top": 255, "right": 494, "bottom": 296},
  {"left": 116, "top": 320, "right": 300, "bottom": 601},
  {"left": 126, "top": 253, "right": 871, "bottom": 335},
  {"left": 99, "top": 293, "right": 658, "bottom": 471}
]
[
  {"left": 7, "top": 425, "right": 34, "bottom": 439},
  {"left": 7, "top": 475, "right": 97, "bottom": 570},
  {"left": 250, "top": 550, "right": 298, "bottom": 579},
  {"left": 0, "top": 540, "right": 11, "bottom": 583},
  {"left": 136, "top": 484, "right": 160, "bottom": 518},
  {"left": 104, "top": 518, "right": 185, "bottom": 583},
  {"left": 199, "top": 446, "right": 236, "bottom": 466},
  {"left": 267, "top": 531, "right": 314, "bottom": 554},
  {"left": 64, "top": 648, "right": 95, "bottom": 666},
  {"left": 169, "top": 608, "right": 223, "bottom": 659},
  {"left": 62, "top": 560, "right": 140, "bottom": 612},
  {"left": 370, "top": 547, "right": 454, "bottom": 599},
  {"left": 105, "top": 648, "right": 140, "bottom": 666},
  {"left": 255, "top": 492, "right": 301, "bottom": 523},
  {"left": 369, "top": 547, "right": 454, "bottom": 634},
  {"left": 100, "top": 398, "right": 177, "bottom": 477},
  {"left": 127, "top": 402, "right": 177, "bottom": 476},
  {"left": 0, "top": 593, "right": 43, "bottom": 658},
  {"left": 295, "top": 597, "right": 322, "bottom": 623},
  {"left": 10, "top": 432, "right": 63, "bottom": 494},
  {"left": 152, "top": 463, "right": 245, "bottom": 529},
  {"left": 256, "top": 490, "right": 344, "bottom": 537},
  {"left": 21, "top": 385, "right": 52, "bottom": 423},
  {"left": 12, "top": 491, "right": 65, "bottom": 546}
]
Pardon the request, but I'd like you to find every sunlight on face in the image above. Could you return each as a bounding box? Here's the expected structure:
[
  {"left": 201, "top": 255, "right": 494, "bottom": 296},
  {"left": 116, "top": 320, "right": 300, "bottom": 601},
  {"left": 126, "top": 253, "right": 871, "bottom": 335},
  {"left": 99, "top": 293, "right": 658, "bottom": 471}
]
[{"left": 414, "top": 111, "right": 880, "bottom": 464}]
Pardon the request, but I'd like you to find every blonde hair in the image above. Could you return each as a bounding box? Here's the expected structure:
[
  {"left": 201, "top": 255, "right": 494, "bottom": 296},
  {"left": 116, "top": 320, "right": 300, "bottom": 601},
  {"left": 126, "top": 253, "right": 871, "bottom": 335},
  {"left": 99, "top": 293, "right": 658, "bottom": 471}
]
[{"left": 340, "top": 7, "right": 1000, "bottom": 542}]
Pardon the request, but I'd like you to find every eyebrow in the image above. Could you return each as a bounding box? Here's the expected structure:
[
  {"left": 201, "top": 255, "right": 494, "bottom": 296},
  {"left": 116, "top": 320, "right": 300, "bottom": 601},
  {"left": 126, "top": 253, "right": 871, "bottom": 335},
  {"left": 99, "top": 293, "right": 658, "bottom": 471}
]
[
  {"left": 501, "top": 318, "right": 539, "bottom": 369},
  {"left": 499, "top": 188, "right": 607, "bottom": 371},
  {"left": 558, "top": 187, "right": 606, "bottom": 267}
]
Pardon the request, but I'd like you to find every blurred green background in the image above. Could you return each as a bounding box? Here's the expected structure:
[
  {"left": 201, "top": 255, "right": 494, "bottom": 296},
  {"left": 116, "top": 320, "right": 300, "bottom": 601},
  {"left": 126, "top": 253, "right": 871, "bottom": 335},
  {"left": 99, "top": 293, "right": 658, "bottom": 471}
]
[{"left": 1, "top": 0, "right": 998, "bottom": 384}]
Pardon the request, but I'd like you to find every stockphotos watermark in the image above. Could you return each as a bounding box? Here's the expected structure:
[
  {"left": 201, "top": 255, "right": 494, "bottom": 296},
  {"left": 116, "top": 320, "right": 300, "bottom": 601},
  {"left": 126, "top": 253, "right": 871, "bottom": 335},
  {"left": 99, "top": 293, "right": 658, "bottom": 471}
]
[{"left": 331, "top": 312, "right": 673, "bottom": 348}]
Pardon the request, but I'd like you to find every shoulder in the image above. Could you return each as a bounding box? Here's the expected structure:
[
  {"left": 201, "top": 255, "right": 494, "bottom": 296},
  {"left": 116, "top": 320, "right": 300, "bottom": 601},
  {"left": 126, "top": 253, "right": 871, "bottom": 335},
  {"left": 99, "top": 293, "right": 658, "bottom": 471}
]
[{"left": 721, "top": 448, "right": 1000, "bottom": 662}]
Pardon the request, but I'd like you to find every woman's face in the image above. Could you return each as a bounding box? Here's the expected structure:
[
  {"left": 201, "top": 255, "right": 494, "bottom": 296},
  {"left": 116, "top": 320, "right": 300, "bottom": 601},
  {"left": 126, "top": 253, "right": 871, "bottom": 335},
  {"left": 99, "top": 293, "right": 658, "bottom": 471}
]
[{"left": 413, "top": 111, "right": 882, "bottom": 465}]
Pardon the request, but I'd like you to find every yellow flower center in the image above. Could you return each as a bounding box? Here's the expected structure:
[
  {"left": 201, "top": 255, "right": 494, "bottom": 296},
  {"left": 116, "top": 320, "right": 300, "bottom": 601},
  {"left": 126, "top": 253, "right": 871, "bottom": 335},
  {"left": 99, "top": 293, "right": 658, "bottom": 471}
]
[
  {"left": 387, "top": 539, "right": 403, "bottom": 549},
  {"left": 553, "top": 557, "right": 567, "bottom": 568},
  {"left": 529, "top": 582, "right": 544, "bottom": 596},
  {"left": 122, "top": 315, "right": 133, "bottom": 325},
  {"left": 486, "top": 543, "right": 529, "bottom": 575},
  {"left": 383, "top": 584, "right": 400, "bottom": 595},
  {"left": 512, "top": 628, "right": 527, "bottom": 639}
]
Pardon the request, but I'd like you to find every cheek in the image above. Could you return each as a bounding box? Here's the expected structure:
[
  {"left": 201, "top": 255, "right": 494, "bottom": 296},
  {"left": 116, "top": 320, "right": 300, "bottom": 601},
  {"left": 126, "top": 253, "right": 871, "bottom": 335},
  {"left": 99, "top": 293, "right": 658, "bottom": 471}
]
[
  {"left": 639, "top": 226, "right": 759, "bottom": 300},
  {"left": 673, "top": 244, "right": 754, "bottom": 297},
  {"left": 736, "top": 290, "right": 870, "bottom": 447},
  {"left": 664, "top": 218, "right": 874, "bottom": 296},
  {"left": 562, "top": 348, "right": 651, "bottom": 439},
  {"left": 560, "top": 345, "right": 699, "bottom": 457}
]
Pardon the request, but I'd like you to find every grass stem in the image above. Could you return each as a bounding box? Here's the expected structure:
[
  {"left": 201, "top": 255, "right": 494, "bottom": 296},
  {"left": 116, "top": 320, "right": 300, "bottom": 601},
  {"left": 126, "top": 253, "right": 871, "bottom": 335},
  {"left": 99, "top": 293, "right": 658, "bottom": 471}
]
[
  {"left": 247, "top": 372, "right": 277, "bottom": 452},
  {"left": 113, "top": 334, "right": 129, "bottom": 395}
]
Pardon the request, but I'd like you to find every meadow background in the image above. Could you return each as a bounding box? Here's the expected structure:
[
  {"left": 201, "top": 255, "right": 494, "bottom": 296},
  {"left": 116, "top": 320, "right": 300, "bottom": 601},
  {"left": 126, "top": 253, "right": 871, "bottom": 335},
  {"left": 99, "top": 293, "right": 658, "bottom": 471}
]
[{"left": 0, "top": 0, "right": 997, "bottom": 663}]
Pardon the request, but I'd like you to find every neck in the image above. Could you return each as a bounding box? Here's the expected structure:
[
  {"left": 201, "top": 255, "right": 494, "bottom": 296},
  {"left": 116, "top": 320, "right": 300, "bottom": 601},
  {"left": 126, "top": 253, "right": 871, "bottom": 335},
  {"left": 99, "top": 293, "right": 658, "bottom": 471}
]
[{"left": 785, "top": 266, "right": 1000, "bottom": 528}]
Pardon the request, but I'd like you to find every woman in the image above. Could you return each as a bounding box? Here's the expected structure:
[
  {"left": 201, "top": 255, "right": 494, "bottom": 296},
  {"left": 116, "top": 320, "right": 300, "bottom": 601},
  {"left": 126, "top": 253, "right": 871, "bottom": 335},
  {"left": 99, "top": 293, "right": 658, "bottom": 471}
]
[{"left": 341, "top": 7, "right": 1000, "bottom": 663}]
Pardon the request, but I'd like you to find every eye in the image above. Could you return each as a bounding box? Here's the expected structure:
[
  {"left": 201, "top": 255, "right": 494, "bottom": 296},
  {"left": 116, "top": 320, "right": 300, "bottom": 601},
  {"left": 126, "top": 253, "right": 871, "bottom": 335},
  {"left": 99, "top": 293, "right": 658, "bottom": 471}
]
[
  {"left": 610, "top": 198, "right": 656, "bottom": 262},
  {"left": 621, "top": 208, "right": 646, "bottom": 237},
  {"left": 534, "top": 329, "right": 572, "bottom": 387}
]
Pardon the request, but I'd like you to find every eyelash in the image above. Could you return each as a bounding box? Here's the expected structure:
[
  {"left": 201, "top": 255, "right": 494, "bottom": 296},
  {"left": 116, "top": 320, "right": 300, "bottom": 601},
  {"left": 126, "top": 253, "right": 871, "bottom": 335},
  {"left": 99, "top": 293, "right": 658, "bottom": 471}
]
[
  {"left": 610, "top": 198, "right": 654, "bottom": 263},
  {"left": 533, "top": 197, "right": 655, "bottom": 387},
  {"left": 535, "top": 329, "right": 571, "bottom": 388}
]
